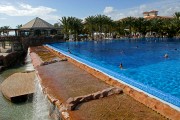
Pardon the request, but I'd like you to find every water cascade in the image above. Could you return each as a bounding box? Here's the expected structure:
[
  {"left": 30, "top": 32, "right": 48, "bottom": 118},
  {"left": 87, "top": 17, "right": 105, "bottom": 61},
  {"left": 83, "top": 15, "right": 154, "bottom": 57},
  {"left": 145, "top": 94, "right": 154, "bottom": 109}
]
[{"left": 0, "top": 49, "right": 53, "bottom": 120}]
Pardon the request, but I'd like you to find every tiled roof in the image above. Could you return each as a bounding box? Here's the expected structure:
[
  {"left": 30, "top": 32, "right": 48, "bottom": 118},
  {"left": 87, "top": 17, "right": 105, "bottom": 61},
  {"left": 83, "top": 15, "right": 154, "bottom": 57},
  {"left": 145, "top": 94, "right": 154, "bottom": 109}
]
[
  {"left": 149, "top": 10, "right": 158, "bottom": 13},
  {"left": 21, "top": 17, "right": 54, "bottom": 29}
]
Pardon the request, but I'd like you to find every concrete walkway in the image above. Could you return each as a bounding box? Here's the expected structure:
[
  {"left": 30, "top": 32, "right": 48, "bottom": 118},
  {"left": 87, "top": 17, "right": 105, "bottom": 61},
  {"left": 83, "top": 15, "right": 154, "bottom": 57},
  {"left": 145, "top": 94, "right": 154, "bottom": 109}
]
[{"left": 31, "top": 46, "right": 166, "bottom": 120}]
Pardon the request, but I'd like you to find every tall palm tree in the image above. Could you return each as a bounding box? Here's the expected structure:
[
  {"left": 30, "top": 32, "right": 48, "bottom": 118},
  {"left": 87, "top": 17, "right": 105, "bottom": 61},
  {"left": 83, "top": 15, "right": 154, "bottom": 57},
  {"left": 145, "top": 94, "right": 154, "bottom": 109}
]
[
  {"left": 114, "top": 20, "right": 126, "bottom": 37},
  {"left": 94, "top": 15, "right": 113, "bottom": 39},
  {"left": 136, "top": 18, "right": 149, "bottom": 37},
  {"left": 103, "top": 17, "right": 114, "bottom": 38},
  {"left": 84, "top": 16, "right": 96, "bottom": 40},
  {"left": 84, "top": 15, "right": 113, "bottom": 40},
  {"left": 171, "top": 19, "right": 180, "bottom": 37},
  {"left": 173, "top": 12, "right": 180, "bottom": 19},
  {"left": 60, "top": 16, "right": 83, "bottom": 40},
  {"left": 60, "top": 17, "right": 70, "bottom": 40},
  {"left": 122, "top": 17, "right": 135, "bottom": 37},
  {"left": 16, "top": 24, "right": 22, "bottom": 29},
  {"left": 172, "top": 12, "right": 180, "bottom": 36},
  {"left": 1, "top": 26, "right": 11, "bottom": 36},
  {"left": 0, "top": 27, "right": 3, "bottom": 36},
  {"left": 69, "top": 17, "right": 83, "bottom": 40}
]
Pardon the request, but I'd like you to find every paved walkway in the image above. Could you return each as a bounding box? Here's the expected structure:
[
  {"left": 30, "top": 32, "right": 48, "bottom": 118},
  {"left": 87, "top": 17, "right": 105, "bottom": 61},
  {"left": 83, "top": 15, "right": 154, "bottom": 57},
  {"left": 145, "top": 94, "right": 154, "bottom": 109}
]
[{"left": 32, "top": 46, "right": 166, "bottom": 120}]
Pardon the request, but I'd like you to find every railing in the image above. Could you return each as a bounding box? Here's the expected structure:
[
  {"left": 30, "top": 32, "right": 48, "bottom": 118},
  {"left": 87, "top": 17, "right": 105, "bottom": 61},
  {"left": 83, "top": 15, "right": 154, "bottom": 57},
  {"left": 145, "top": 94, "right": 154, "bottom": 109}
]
[
  {"left": 0, "top": 36, "right": 20, "bottom": 42},
  {"left": 21, "top": 35, "right": 64, "bottom": 50},
  {"left": 0, "top": 35, "right": 65, "bottom": 51}
]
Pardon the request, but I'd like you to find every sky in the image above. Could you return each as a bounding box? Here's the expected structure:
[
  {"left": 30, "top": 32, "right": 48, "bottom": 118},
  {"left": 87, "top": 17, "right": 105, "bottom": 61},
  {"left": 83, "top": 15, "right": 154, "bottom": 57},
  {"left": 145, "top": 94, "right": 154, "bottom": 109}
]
[{"left": 0, "top": 0, "right": 180, "bottom": 28}]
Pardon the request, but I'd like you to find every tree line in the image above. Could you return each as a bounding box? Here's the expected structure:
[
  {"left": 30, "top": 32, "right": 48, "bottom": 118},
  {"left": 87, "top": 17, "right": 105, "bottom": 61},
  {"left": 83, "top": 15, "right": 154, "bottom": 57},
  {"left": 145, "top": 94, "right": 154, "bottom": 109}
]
[
  {"left": 0, "top": 25, "right": 22, "bottom": 36},
  {"left": 0, "top": 12, "right": 179, "bottom": 39},
  {"left": 58, "top": 12, "right": 180, "bottom": 40}
]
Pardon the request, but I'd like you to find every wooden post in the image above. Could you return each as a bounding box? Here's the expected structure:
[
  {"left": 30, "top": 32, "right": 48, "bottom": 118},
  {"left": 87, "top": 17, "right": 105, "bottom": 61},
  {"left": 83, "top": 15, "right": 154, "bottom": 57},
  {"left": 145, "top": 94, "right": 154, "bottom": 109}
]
[
  {"left": 2, "top": 41, "right": 5, "bottom": 49},
  {"left": 11, "top": 41, "right": 14, "bottom": 52}
]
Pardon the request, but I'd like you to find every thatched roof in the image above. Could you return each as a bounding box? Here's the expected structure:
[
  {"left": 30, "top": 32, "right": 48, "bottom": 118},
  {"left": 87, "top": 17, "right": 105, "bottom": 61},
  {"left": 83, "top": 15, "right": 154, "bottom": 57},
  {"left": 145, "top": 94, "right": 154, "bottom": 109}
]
[{"left": 21, "top": 17, "right": 54, "bottom": 29}]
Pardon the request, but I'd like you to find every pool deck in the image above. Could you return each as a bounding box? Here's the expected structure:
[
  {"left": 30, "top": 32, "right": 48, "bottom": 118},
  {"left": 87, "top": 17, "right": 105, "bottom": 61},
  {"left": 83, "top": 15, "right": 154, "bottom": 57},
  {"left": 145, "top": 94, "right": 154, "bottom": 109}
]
[{"left": 30, "top": 46, "right": 173, "bottom": 120}]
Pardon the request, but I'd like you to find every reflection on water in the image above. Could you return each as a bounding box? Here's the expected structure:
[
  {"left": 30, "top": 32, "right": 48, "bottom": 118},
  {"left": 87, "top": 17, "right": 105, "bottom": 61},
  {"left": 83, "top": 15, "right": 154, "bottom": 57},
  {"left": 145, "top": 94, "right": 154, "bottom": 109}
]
[{"left": 0, "top": 52, "right": 53, "bottom": 120}]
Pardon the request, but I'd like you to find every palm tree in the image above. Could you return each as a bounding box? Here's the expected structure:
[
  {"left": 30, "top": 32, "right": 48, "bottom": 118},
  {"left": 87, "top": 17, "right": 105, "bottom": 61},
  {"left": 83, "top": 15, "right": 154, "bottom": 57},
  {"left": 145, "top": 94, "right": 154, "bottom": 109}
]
[
  {"left": 171, "top": 19, "right": 180, "bottom": 37},
  {"left": 136, "top": 18, "right": 149, "bottom": 37},
  {"left": 148, "top": 18, "right": 163, "bottom": 37},
  {"left": 84, "top": 16, "right": 96, "bottom": 40},
  {"left": 122, "top": 17, "right": 135, "bottom": 37},
  {"left": 60, "top": 17, "right": 70, "bottom": 40},
  {"left": 1, "top": 26, "right": 11, "bottom": 36},
  {"left": 103, "top": 17, "right": 114, "bottom": 38},
  {"left": 173, "top": 12, "right": 180, "bottom": 19},
  {"left": 84, "top": 15, "right": 113, "bottom": 40},
  {"left": 16, "top": 24, "right": 22, "bottom": 29},
  {"left": 172, "top": 12, "right": 180, "bottom": 36},
  {"left": 0, "top": 27, "right": 3, "bottom": 36},
  {"left": 69, "top": 17, "right": 83, "bottom": 40},
  {"left": 60, "top": 16, "right": 83, "bottom": 40},
  {"left": 114, "top": 20, "right": 126, "bottom": 37},
  {"left": 54, "top": 23, "right": 60, "bottom": 28},
  {"left": 95, "top": 15, "right": 113, "bottom": 39}
]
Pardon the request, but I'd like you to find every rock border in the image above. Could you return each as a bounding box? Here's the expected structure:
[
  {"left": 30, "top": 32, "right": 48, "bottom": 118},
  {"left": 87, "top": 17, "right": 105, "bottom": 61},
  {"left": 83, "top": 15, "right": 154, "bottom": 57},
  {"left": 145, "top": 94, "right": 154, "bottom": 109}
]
[{"left": 66, "top": 87, "right": 123, "bottom": 110}]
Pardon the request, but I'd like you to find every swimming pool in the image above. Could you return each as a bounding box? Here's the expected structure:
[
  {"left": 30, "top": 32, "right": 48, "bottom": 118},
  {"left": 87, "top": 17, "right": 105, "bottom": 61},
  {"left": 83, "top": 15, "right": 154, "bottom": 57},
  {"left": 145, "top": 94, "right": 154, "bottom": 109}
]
[{"left": 47, "top": 38, "right": 180, "bottom": 108}]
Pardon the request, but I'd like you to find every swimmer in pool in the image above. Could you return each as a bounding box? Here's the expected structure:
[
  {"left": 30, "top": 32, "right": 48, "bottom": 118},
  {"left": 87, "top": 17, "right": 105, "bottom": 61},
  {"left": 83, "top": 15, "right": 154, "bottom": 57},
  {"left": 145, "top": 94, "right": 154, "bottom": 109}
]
[
  {"left": 68, "top": 48, "right": 71, "bottom": 54},
  {"left": 164, "top": 53, "right": 168, "bottom": 58},
  {"left": 119, "top": 63, "right": 123, "bottom": 69}
]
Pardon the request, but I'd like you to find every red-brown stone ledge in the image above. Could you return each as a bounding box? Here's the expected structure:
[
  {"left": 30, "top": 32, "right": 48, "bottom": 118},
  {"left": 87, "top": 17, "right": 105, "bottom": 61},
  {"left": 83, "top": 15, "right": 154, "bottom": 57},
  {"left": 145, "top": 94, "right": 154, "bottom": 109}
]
[
  {"left": 29, "top": 50, "right": 69, "bottom": 120},
  {"left": 66, "top": 87, "right": 123, "bottom": 110},
  {"left": 45, "top": 45, "right": 180, "bottom": 120},
  {"left": 29, "top": 52, "right": 43, "bottom": 68}
]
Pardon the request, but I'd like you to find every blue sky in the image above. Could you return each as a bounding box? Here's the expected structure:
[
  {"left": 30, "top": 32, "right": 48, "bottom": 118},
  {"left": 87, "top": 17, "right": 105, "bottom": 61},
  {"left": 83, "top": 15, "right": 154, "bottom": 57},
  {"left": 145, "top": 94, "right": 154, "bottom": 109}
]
[{"left": 0, "top": 0, "right": 180, "bottom": 28}]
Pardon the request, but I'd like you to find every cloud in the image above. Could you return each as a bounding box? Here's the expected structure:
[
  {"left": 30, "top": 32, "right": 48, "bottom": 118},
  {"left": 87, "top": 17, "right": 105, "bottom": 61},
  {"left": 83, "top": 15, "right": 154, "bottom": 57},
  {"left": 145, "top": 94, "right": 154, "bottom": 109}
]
[
  {"left": 0, "top": 17, "right": 6, "bottom": 20},
  {"left": 103, "top": 7, "right": 125, "bottom": 20},
  {"left": 0, "top": 3, "right": 60, "bottom": 21},
  {"left": 103, "top": 0, "right": 180, "bottom": 20},
  {"left": 103, "top": 7, "right": 114, "bottom": 14}
]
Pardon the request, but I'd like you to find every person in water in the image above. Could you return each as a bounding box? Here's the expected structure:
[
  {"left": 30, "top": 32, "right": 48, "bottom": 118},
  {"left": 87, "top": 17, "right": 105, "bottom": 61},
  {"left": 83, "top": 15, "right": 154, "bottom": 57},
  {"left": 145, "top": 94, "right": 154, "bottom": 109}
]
[
  {"left": 119, "top": 63, "right": 123, "bottom": 69},
  {"left": 164, "top": 53, "right": 168, "bottom": 58},
  {"left": 68, "top": 48, "right": 71, "bottom": 54}
]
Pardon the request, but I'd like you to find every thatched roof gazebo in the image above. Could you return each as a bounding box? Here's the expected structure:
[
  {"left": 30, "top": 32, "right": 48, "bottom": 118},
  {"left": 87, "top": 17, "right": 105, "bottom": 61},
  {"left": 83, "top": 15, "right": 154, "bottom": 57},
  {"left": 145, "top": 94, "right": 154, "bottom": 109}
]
[
  {"left": 20, "top": 17, "right": 57, "bottom": 36},
  {"left": 21, "top": 17, "right": 54, "bottom": 29}
]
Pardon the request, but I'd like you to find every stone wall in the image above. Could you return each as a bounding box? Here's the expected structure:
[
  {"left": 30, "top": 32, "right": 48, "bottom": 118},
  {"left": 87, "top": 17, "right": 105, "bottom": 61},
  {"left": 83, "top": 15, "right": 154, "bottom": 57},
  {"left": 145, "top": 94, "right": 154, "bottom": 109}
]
[
  {"left": 21, "top": 36, "right": 65, "bottom": 51},
  {"left": 0, "top": 51, "right": 25, "bottom": 72},
  {"left": 45, "top": 46, "right": 180, "bottom": 120}
]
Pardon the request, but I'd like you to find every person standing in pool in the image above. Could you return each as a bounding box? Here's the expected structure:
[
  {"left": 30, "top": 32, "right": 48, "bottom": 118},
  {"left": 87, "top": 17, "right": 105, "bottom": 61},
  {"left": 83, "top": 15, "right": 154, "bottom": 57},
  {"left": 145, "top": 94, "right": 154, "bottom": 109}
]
[
  {"left": 119, "top": 63, "right": 123, "bottom": 69},
  {"left": 68, "top": 47, "right": 71, "bottom": 54},
  {"left": 164, "top": 53, "right": 168, "bottom": 58}
]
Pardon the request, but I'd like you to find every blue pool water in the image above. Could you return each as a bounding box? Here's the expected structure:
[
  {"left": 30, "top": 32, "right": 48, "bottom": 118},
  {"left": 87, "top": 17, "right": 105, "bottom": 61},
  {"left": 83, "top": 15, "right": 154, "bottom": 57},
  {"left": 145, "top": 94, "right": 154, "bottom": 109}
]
[{"left": 47, "top": 38, "right": 180, "bottom": 107}]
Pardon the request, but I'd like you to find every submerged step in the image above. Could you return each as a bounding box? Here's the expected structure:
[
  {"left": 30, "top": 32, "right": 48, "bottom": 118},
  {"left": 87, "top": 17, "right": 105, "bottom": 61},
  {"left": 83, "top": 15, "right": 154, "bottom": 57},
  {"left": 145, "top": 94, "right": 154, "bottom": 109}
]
[{"left": 0, "top": 72, "right": 35, "bottom": 102}]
